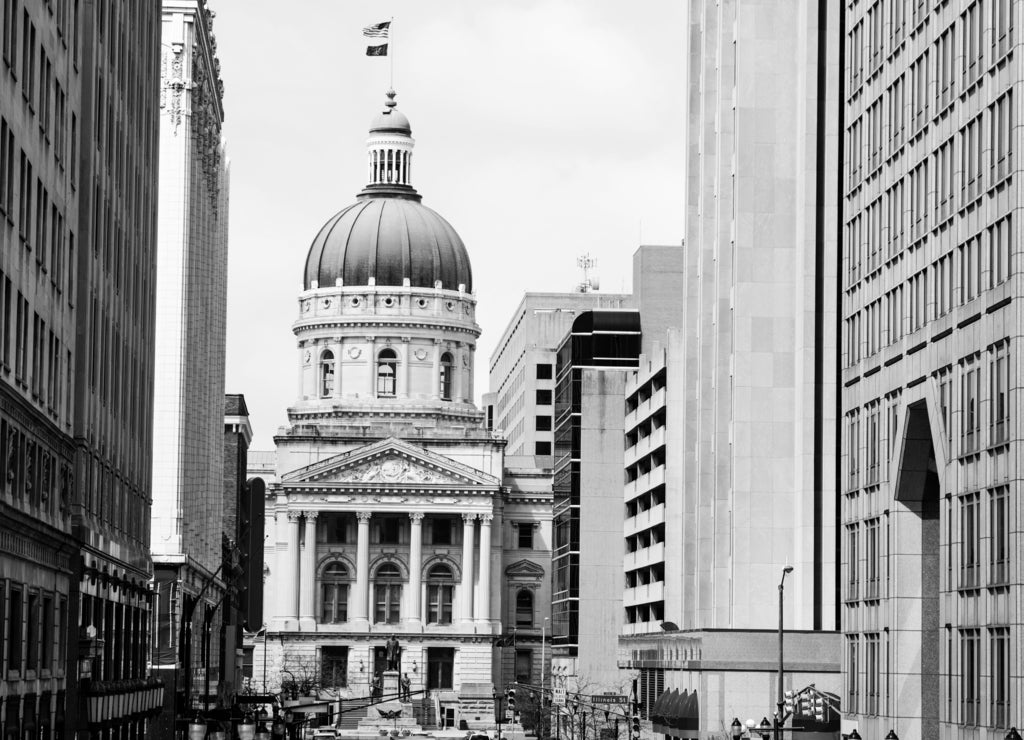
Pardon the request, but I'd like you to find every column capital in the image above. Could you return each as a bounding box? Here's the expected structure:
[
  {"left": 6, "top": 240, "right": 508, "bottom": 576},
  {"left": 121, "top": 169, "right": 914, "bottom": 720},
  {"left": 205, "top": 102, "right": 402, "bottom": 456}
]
[
  {"left": 462, "top": 513, "right": 477, "bottom": 524},
  {"left": 409, "top": 512, "right": 425, "bottom": 522},
  {"left": 287, "top": 510, "right": 302, "bottom": 522},
  {"left": 304, "top": 511, "right": 320, "bottom": 521},
  {"left": 478, "top": 513, "right": 493, "bottom": 524},
  {"left": 357, "top": 511, "right": 373, "bottom": 522}
]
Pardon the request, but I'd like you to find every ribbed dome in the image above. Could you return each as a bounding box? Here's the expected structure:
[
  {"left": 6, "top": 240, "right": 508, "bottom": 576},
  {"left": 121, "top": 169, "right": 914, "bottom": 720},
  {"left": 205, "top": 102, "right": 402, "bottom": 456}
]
[{"left": 304, "top": 197, "right": 473, "bottom": 292}]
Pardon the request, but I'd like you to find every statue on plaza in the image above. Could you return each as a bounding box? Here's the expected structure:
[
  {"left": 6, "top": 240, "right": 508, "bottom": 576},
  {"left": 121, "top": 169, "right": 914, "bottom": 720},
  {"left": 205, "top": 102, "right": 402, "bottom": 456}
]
[{"left": 385, "top": 635, "right": 401, "bottom": 671}]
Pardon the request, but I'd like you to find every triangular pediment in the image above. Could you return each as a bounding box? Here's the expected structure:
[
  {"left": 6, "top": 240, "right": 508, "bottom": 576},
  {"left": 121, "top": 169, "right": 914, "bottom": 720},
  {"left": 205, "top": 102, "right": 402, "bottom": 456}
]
[
  {"left": 504, "top": 559, "right": 546, "bottom": 578},
  {"left": 281, "top": 437, "right": 500, "bottom": 487}
]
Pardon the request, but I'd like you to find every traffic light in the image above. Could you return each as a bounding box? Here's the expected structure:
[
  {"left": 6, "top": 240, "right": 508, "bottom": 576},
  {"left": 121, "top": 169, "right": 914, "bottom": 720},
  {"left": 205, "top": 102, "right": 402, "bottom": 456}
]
[
  {"left": 797, "top": 694, "right": 811, "bottom": 716},
  {"left": 783, "top": 690, "right": 795, "bottom": 715},
  {"left": 630, "top": 713, "right": 641, "bottom": 740},
  {"left": 507, "top": 685, "right": 517, "bottom": 712},
  {"left": 812, "top": 695, "right": 825, "bottom": 722}
]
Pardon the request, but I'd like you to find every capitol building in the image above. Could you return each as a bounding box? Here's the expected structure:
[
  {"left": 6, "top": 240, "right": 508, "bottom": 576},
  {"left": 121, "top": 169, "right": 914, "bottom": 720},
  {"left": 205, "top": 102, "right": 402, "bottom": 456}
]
[{"left": 253, "top": 91, "right": 551, "bottom": 726}]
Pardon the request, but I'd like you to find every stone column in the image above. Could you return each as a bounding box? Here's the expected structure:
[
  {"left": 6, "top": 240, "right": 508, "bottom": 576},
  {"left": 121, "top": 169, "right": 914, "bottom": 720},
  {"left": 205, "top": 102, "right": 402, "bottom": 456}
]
[
  {"left": 284, "top": 511, "right": 301, "bottom": 621},
  {"left": 366, "top": 337, "right": 376, "bottom": 397},
  {"left": 431, "top": 340, "right": 442, "bottom": 400},
  {"left": 475, "top": 514, "right": 492, "bottom": 623},
  {"left": 407, "top": 513, "right": 424, "bottom": 625},
  {"left": 299, "top": 511, "right": 319, "bottom": 625},
  {"left": 333, "top": 339, "right": 343, "bottom": 399},
  {"left": 460, "top": 513, "right": 476, "bottom": 624},
  {"left": 453, "top": 345, "right": 464, "bottom": 402},
  {"left": 400, "top": 337, "right": 411, "bottom": 398},
  {"left": 353, "top": 511, "right": 372, "bottom": 624}
]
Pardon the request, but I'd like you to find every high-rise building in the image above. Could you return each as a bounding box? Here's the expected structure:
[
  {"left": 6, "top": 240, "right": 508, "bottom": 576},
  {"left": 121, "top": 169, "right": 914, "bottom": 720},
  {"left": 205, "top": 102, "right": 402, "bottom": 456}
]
[
  {"left": 0, "top": 1, "right": 83, "bottom": 735},
  {"left": 617, "top": 1, "right": 842, "bottom": 735},
  {"left": 488, "top": 292, "right": 630, "bottom": 460},
  {"left": 841, "top": 1, "right": 1021, "bottom": 737},
  {"left": 68, "top": 0, "right": 164, "bottom": 737},
  {"left": 149, "top": 0, "right": 229, "bottom": 732},
  {"left": 252, "top": 91, "right": 550, "bottom": 731}
]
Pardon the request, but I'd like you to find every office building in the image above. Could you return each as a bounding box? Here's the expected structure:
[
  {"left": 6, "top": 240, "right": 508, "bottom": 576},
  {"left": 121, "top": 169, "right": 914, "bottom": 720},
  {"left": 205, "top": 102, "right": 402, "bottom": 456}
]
[
  {"left": 841, "top": 1, "right": 1022, "bottom": 737},
  {"left": 149, "top": 0, "right": 229, "bottom": 732},
  {"left": 617, "top": 2, "right": 842, "bottom": 736}
]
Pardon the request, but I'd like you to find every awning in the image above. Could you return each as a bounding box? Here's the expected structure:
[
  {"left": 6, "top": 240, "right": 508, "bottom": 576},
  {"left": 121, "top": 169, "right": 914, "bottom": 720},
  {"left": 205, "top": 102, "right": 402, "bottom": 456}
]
[{"left": 651, "top": 689, "right": 699, "bottom": 739}]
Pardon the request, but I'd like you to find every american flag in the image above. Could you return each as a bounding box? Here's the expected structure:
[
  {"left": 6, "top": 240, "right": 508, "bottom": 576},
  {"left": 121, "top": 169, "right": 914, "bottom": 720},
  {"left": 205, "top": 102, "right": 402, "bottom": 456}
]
[{"left": 363, "top": 21, "right": 391, "bottom": 38}]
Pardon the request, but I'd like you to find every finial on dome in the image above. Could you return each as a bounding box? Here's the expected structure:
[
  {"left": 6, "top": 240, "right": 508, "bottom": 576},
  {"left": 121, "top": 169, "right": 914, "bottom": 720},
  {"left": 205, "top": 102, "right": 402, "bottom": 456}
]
[{"left": 384, "top": 89, "right": 398, "bottom": 111}]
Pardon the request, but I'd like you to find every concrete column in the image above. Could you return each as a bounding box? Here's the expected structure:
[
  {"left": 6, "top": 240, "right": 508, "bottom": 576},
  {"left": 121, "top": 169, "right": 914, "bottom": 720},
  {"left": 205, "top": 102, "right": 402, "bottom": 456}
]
[
  {"left": 353, "top": 511, "right": 372, "bottom": 624},
  {"left": 299, "top": 511, "right": 319, "bottom": 625},
  {"left": 407, "top": 513, "right": 424, "bottom": 625},
  {"left": 460, "top": 513, "right": 476, "bottom": 624},
  {"left": 284, "top": 511, "right": 301, "bottom": 620},
  {"left": 453, "top": 345, "right": 464, "bottom": 402},
  {"left": 400, "top": 337, "right": 411, "bottom": 398},
  {"left": 475, "top": 514, "right": 492, "bottom": 623}
]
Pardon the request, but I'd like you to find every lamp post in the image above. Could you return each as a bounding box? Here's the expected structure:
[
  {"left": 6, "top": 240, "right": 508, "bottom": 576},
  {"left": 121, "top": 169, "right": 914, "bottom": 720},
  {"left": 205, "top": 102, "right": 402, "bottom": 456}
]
[
  {"left": 776, "top": 566, "right": 794, "bottom": 740},
  {"left": 542, "top": 617, "right": 550, "bottom": 740},
  {"left": 493, "top": 691, "right": 504, "bottom": 740}
]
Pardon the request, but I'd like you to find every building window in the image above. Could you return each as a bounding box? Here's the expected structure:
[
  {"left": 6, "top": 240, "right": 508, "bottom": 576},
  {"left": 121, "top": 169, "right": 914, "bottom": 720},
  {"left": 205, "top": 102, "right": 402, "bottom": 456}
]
[
  {"left": 989, "top": 214, "right": 1012, "bottom": 288},
  {"left": 26, "top": 590, "right": 38, "bottom": 672},
  {"left": 373, "top": 564, "right": 402, "bottom": 624},
  {"left": 517, "top": 523, "right": 534, "bottom": 550},
  {"left": 847, "top": 412, "right": 860, "bottom": 491},
  {"left": 937, "top": 368, "right": 952, "bottom": 451},
  {"left": 536, "top": 363, "right": 552, "bottom": 380},
  {"left": 320, "top": 562, "right": 349, "bottom": 624},
  {"left": 534, "top": 441, "right": 551, "bottom": 456},
  {"left": 936, "top": 26, "right": 956, "bottom": 111},
  {"left": 866, "top": 405, "right": 880, "bottom": 484},
  {"left": 990, "top": 627, "right": 1010, "bottom": 728},
  {"left": 322, "top": 646, "right": 348, "bottom": 688},
  {"left": 376, "top": 517, "right": 401, "bottom": 545},
  {"left": 961, "top": 361, "right": 981, "bottom": 454},
  {"left": 376, "top": 348, "right": 398, "bottom": 397},
  {"left": 535, "top": 416, "right": 552, "bottom": 432},
  {"left": 963, "top": 117, "right": 983, "bottom": 204},
  {"left": 960, "top": 493, "right": 981, "bottom": 589},
  {"left": 993, "top": 0, "right": 1013, "bottom": 59},
  {"left": 960, "top": 629, "right": 980, "bottom": 725},
  {"left": 515, "top": 590, "right": 534, "bottom": 628},
  {"left": 865, "top": 633, "right": 880, "bottom": 716},
  {"left": 963, "top": 2, "right": 984, "bottom": 87},
  {"left": 990, "top": 487, "right": 1009, "bottom": 585},
  {"left": 846, "top": 634, "right": 859, "bottom": 714},
  {"left": 865, "top": 518, "right": 881, "bottom": 599},
  {"left": 911, "top": 51, "right": 929, "bottom": 133},
  {"left": 439, "top": 352, "right": 453, "bottom": 400},
  {"left": 430, "top": 517, "right": 453, "bottom": 546},
  {"left": 515, "top": 649, "right": 533, "bottom": 685},
  {"left": 847, "top": 523, "right": 860, "bottom": 600},
  {"left": 990, "top": 346, "right": 1009, "bottom": 446},
  {"left": 426, "top": 564, "right": 454, "bottom": 625},
  {"left": 320, "top": 350, "right": 335, "bottom": 398},
  {"left": 426, "top": 647, "right": 454, "bottom": 690},
  {"left": 319, "top": 514, "right": 349, "bottom": 544},
  {"left": 992, "top": 92, "right": 1013, "bottom": 183},
  {"left": 536, "top": 389, "right": 552, "bottom": 405}
]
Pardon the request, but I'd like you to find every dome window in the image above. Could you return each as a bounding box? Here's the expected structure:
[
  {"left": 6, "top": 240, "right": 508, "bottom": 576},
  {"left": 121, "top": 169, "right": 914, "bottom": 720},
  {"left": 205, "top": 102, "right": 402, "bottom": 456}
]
[
  {"left": 320, "top": 350, "right": 335, "bottom": 398},
  {"left": 439, "top": 353, "right": 454, "bottom": 401},
  {"left": 377, "top": 349, "right": 398, "bottom": 398}
]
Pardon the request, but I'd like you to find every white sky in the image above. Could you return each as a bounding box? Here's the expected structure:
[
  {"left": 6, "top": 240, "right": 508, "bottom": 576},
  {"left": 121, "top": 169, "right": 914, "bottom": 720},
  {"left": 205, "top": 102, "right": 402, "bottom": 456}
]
[{"left": 214, "top": 0, "right": 688, "bottom": 449}]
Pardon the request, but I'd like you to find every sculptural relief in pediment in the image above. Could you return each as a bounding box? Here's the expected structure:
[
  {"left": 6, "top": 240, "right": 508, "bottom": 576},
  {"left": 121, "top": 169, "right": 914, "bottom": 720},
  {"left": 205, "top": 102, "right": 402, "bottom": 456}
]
[{"left": 333, "top": 455, "right": 456, "bottom": 485}]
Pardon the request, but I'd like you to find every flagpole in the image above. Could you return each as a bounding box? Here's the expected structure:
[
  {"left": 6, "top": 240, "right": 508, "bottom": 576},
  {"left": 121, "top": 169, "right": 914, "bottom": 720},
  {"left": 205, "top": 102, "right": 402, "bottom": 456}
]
[{"left": 390, "top": 16, "right": 395, "bottom": 90}]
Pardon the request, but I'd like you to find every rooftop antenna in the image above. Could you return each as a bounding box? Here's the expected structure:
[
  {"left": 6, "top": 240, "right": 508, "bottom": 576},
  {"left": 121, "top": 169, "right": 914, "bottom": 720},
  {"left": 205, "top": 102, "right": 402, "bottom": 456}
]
[{"left": 575, "top": 253, "right": 600, "bottom": 293}]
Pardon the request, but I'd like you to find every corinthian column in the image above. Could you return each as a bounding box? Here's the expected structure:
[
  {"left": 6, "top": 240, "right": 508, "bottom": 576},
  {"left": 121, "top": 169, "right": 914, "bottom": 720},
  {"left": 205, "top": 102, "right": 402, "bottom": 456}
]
[
  {"left": 284, "top": 511, "right": 301, "bottom": 621},
  {"left": 353, "top": 511, "right": 372, "bottom": 624},
  {"left": 299, "top": 511, "right": 319, "bottom": 626},
  {"left": 475, "top": 514, "right": 492, "bottom": 623},
  {"left": 407, "top": 513, "right": 424, "bottom": 625},
  {"left": 460, "top": 513, "right": 476, "bottom": 625}
]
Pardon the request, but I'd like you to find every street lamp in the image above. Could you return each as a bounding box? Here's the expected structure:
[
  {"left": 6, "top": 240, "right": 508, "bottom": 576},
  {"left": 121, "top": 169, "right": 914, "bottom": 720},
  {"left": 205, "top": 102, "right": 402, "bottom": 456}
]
[
  {"left": 757, "top": 717, "right": 772, "bottom": 740},
  {"left": 848, "top": 731, "right": 861, "bottom": 740},
  {"left": 493, "top": 691, "right": 504, "bottom": 740},
  {"left": 776, "top": 566, "right": 794, "bottom": 740},
  {"left": 542, "top": 617, "right": 550, "bottom": 740},
  {"left": 884, "top": 731, "right": 899, "bottom": 740},
  {"left": 1006, "top": 730, "right": 1023, "bottom": 740},
  {"left": 730, "top": 718, "right": 743, "bottom": 739}
]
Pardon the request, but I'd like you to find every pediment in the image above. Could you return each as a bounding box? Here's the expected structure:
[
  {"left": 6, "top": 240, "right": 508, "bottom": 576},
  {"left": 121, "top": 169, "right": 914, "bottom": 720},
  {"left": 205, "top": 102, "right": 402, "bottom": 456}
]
[
  {"left": 281, "top": 437, "right": 500, "bottom": 487},
  {"left": 504, "top": 559, "right": 546, "bottom": 578}
]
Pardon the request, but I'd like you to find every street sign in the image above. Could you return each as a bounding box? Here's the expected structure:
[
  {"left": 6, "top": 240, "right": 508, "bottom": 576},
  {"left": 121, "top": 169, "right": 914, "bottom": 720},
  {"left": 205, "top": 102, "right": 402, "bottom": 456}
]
[
  {"left": 553, "top": 686, "right": 566, "bottom": 706},
  {"left": 592, "top": 695, "right": 629, "bottom": 705}
]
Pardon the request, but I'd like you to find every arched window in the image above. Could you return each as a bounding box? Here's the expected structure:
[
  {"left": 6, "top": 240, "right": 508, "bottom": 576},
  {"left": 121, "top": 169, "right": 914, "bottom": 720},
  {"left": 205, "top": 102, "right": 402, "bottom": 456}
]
[
  {"left": 320, "top": 562, "right": 349, "bottom": 624},
  {"left": 320, "top": 350, "right": 335, "bottom": 398},
  {"left": 439, "top": 352, "right": 454, "bottom": 401},
  {"left": 373, "top": 563, "right": 402, "bottom": 624},
  {"left": 515, "top": 590, "right": 533, "bottom": 627},
  {"left": 377, "top": 349, "right": 398, "bottom": 397},
  {"left": 426, "top": 564, "right": 454, "bottom": 625}
]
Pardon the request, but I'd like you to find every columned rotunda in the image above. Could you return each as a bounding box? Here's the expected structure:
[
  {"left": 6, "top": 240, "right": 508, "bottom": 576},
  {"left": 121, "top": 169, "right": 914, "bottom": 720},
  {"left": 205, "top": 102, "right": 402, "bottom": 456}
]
[{"left": 256, "top": 91, "right": 550, "bottom": 726}]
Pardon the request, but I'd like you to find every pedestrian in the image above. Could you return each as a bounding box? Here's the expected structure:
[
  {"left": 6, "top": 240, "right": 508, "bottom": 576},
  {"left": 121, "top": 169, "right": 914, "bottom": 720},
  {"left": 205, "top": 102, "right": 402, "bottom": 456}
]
[{"left": 400, "top": 672, "right": 411, "bottom": 701}]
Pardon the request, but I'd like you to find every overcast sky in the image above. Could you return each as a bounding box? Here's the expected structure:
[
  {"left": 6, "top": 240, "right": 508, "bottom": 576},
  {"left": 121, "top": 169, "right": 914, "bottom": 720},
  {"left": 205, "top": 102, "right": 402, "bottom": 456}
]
[{"left": 214, "top": 0, "right": 688, "bottom": 449}]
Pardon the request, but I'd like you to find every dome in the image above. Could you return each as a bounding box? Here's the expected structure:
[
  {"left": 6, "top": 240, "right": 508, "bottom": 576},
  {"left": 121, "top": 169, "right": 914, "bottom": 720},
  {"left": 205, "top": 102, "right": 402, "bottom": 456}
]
[
  {"left": 370, "top": 89, "right": 411, "bottom": 134},
  {"left": 304, "top": 197, "right": 473, "bottom": 292}
]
